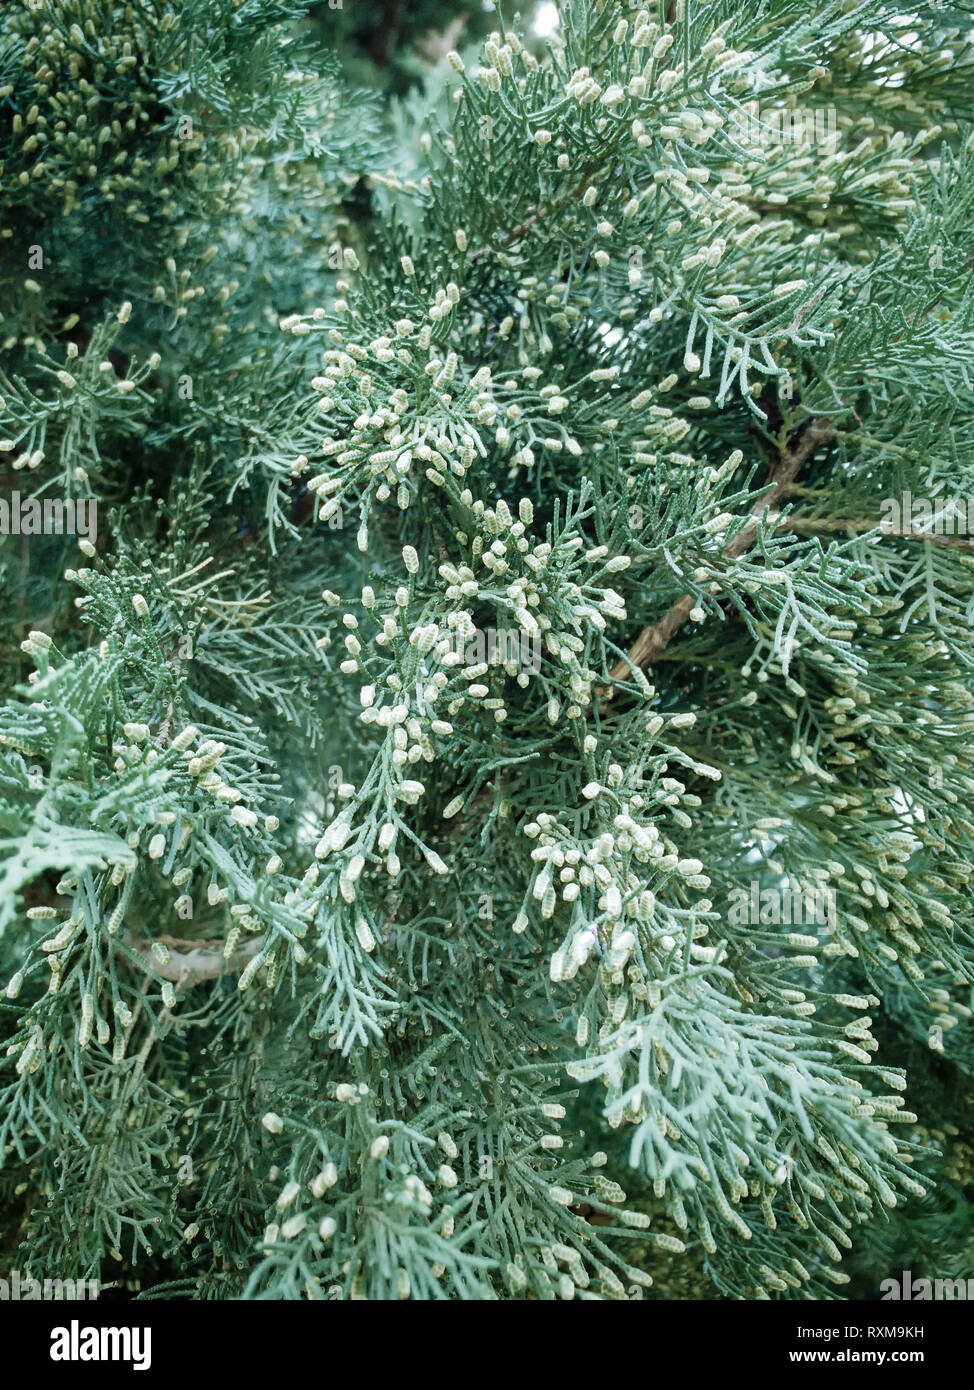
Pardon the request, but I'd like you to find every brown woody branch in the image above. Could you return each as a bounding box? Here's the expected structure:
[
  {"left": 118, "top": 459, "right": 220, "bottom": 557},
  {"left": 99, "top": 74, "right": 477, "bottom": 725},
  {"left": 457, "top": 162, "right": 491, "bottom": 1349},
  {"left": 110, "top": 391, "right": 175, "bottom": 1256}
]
[{"left": 780, "top": 516, "right": 974, "bottom": 550}]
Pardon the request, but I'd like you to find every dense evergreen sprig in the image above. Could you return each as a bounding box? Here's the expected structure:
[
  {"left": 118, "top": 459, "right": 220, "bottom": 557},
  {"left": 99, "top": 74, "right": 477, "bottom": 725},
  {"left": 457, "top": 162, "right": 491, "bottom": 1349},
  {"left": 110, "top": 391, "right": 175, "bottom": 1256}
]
[{"left": 2, "top": 0, "right": 974, "bottom": 1301}]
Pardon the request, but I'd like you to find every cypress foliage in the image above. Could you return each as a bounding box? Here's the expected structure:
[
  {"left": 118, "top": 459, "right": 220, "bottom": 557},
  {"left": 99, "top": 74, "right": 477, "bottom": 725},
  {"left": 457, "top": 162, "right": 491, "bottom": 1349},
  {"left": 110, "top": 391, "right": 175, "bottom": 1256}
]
[{"left": 2, "top": 0, "right": 974, "bottom": 1301}]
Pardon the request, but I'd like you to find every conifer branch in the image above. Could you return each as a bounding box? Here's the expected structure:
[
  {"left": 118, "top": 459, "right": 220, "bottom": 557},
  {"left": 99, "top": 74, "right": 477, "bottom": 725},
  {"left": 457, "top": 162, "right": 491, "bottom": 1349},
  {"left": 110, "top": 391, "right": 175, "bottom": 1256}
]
[
  {"left": 782, "top": 516, "right": 974, "bottom": 549},
  {"left": 2, "top": 0, "right": 973, "bottom": 1307},
  {"left": 127, "top": 933, "right": 262, "bottom": 987},
  {"left": 608, "top": 418, "right": 835, "bottom": 681}
]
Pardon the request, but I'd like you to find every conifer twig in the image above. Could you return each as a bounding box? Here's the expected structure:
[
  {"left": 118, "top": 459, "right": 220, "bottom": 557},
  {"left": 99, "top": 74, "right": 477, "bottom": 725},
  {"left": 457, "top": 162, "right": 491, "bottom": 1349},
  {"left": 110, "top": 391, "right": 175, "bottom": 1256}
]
[
  {"left": 127, "top": 932, "right": 261, "bottom": 987},
  {"left": 608, "top": 417, "right": 835, "bottom": 681}
]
